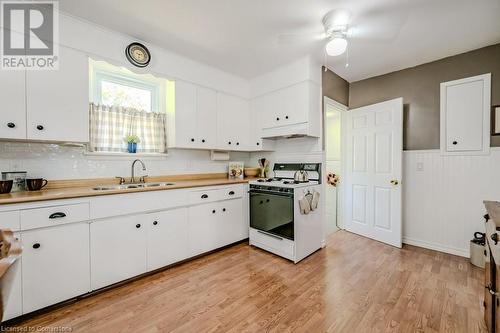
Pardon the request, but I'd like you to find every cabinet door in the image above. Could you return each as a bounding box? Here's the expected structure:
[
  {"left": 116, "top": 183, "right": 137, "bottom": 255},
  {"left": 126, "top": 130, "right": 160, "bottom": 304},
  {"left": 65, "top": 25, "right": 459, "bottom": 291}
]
[
  {"left": 217, "top": 93, "right": 250, "bottom": 150},
  {"left": 0, "top": 70, "right": 26, "bottom": 140},
  {"left": 280, "top": 81, "right": 309, "bottom": 126},
  {"left": 0, "top": 28, "right": 26, "bottom": 140},
  {"left": 441, "top": 74, "right": 490, "bottom": 153},
  {"left": 26, "top": 46, "right": 89, "bottom": 142},
  {"left": 259, "top": 92, "right": 281, "bottom": 129},
  {"left": 146, "top": 208, "right": 189, "bottom": 271},
  {"left": 90, "top": 215, "right": 147, "bottom": 290},
  {"left": 188, "top": 203, "right": 220, "bottom": 256},
  {"left": 172, "top": 80, "right": 198, "bottom": 148},
  {"left": 21, "top": 223, "right": 90, "bottom": 313},
  {"left": 218, "top": 198, "right": 246, "bottom": 245},
  {"left": 196, "top": 87, "right": 217, "bottom": 149},
  {"left": 3, "top": 232, "right": 23, "bottom": 321},
  {"left": 485, "top": 244, "right": 494, "bottom": 333}
]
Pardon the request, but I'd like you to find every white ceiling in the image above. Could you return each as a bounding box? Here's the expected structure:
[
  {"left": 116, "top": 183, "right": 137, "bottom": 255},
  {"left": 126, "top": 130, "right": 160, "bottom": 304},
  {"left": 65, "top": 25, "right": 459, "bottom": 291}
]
[{"left": 59, "top": 0, "right": 500, "bottom": 82}]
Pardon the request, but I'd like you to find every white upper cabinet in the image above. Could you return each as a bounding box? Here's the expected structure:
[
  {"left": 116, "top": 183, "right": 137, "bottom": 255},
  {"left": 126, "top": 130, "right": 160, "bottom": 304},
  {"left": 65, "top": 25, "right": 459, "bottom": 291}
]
[
  {"left": 26, "top": 45, "right": 89, "bottom": 143},
  {"left": 250, "top": 100, "right": 275, "bottom": 151},
  {"left": 216, "top": 93, "right": 250, "bottom": 151},
  {"left": 440, "top": 73, "right": 491, "bottom": 155},
  {"left": 0, "top": 70, "right": 26, "bottom": 140},
  {"left": 254, "top": 80, "right": 321, "bottom": 138},
  {"left": 168, "top": 80, "right": 217, "bottom": 149}
]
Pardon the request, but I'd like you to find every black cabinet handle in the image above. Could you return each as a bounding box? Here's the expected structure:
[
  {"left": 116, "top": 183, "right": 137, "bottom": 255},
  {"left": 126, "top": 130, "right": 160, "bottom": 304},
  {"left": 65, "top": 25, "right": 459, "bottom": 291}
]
[
  {"left": 153, "top": 221, "right": 158, "bottom": 226},
  {"left": 236, "top": 142, "right": 240, "bottom": 146},
  {"left": 36, "top": 125, "right": 44, "bottom": 131},
  {"left": 201, "top": 194, "right": 208, "bottom": 199},
  {"left": 222, "top": 208, "right": 226, "bottom": 212},
  {"left": 202, "top": 139, "right": 205, "bottom": 143},
  {"left": 266, "top": 199, "right": 270, "bottom": 203},
  {"left": 228, "top": 141, "right": 232, "bottom": 145},
  {"left": 191, "top": 138, "right": 195, "bottom": 142},
  {"left": 276, "top": 117, "right": 280, "bottom": 121},
  {"left": 491, "top": 233, "right": 498, "bottom": 245},
  {"left": 256, "top": 142, "right": 260, "bottom": 146},
  {"left": 212, "top": 209, "right": 216, "bottom": 214},
  {"left": 228, "top": 191, "right": 235, "bottom": 195},
  {"left": 452, "top": 141, "right": 457, "bottom": 145},
  {"left": 7, "top": 122, "right": 15, "bottom": 128},
  {"left": 285, "top": 115, "right": 289, "bottom": 119},
  {"left": 49, "top": 212, "right": 66, "bottom": 219},
  {"left": 259, "top": 200, "right": 264, "bottom": 204},
  {"left": 136, "top": 224, "right": 141, "bottom": 228},
  {"left": 33, "top": 243, "right": 41, "bottom": 249}
]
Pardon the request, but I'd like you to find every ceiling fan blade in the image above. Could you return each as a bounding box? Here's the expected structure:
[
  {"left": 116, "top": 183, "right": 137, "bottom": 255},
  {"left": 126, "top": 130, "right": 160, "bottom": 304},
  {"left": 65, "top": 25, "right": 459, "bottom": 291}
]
[{"left": 276, "top": 32, "right": 326, "bottom": 45}]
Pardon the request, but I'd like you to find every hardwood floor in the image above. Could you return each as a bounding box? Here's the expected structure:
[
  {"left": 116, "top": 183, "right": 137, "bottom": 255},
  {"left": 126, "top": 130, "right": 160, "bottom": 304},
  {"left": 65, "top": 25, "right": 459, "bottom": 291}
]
[{"left": 10, "top": 231, "right": 486, "bottom": 332}]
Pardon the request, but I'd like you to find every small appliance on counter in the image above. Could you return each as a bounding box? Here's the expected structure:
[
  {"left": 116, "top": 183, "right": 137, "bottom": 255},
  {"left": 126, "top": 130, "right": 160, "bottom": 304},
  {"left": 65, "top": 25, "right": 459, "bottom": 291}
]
[
  {"left": 248, "top": 163, "right": 323, "bottom": 263},
  {"left": 1, "top": 171, "right": 27, "bottom": 192}
]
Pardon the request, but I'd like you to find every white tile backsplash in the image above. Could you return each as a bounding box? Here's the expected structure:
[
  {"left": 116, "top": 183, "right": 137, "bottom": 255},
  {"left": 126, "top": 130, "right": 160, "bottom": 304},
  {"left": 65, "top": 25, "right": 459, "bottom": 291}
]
[{"left": 0, "top": 142, "right": 252, "bottom": 180}]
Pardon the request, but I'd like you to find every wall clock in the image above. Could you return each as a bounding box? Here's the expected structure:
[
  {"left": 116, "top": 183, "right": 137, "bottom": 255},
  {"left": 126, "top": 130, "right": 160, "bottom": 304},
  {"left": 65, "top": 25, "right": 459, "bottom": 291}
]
[{"left": 125, "top": 42, "right": 151, "bottom": 67}]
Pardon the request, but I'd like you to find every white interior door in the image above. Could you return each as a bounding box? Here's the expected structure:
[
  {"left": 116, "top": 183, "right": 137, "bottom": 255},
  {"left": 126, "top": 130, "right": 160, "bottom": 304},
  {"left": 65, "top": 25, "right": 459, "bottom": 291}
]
[{"left": 345, "top": 98, "right": 403, "bottom": 247}]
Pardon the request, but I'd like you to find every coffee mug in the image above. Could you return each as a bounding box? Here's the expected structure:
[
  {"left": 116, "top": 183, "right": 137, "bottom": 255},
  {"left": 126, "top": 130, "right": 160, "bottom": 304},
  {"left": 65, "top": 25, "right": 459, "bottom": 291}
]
[
  {"left": 0, "top": 180, "right": 13, "bottom": 194},
  {"left": 26, "top": 178, "right": 48, "bottom": 191}
]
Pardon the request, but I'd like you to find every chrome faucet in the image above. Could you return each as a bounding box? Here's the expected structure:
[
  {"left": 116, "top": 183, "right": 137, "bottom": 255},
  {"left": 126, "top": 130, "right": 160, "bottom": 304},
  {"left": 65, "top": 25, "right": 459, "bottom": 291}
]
[{"left": 131, "top": 159, "right": 147, "bottom": 183}]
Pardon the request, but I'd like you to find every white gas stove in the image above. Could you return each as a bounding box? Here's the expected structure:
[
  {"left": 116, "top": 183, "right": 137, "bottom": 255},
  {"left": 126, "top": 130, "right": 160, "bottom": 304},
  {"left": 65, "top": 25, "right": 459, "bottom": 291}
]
[{"left": 248, "top": 163, "right": 323, "bottom": 263}]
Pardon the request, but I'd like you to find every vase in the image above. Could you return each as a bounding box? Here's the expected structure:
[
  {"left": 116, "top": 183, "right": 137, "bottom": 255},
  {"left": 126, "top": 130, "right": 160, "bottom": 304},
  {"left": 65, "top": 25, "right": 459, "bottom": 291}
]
[{"left": 127, "top": 142, "right": 137, "bottom": 153}]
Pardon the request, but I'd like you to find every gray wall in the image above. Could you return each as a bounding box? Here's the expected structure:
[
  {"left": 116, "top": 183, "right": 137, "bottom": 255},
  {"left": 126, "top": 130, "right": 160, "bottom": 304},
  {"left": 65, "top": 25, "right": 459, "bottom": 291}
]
[
  {"left": 322, "top": 67, "right": 349, "bottom": 106},
  {"left": 349, "top": 43, "right": 500, "bottom": 150}
]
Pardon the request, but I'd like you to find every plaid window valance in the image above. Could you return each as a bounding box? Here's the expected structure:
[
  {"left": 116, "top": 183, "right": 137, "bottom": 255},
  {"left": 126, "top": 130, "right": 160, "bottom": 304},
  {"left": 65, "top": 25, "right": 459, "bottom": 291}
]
[{"left": 89, "top": 103, "right": 167, "bottom": 153}]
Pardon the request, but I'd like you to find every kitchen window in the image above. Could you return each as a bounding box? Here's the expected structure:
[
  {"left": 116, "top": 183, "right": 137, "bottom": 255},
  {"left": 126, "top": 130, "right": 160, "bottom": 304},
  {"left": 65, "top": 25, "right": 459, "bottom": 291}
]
[{"left": 89, "top": 59, "right": 172, "bottom": 154}]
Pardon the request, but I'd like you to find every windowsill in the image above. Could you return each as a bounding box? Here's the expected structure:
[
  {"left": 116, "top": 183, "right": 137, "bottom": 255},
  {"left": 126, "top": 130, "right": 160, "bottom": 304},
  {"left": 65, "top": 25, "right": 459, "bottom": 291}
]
[{"left": 84, "top": 151, "right": 168, "bottom": 160}]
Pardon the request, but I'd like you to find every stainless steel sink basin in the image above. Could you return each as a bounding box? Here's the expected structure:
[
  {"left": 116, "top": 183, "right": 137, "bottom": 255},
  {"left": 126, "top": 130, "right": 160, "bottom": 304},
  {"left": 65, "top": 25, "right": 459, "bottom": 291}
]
[{"left": 92, "top": 182, "right": 175, "bottom": 191}]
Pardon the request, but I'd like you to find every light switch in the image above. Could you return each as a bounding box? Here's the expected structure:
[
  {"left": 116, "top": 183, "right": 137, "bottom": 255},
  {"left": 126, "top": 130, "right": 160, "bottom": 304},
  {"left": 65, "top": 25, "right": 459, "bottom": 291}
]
[{"left": 416, "top": 162, "right": 424, "bottom": 171}]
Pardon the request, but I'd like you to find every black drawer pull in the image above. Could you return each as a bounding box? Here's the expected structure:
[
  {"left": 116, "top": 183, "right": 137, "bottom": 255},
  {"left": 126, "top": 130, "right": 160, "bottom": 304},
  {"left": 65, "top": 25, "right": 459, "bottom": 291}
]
[
  {"left": 266, "top": 199, "right": 270, "bottom": 203},
  {"left": 452, "top": 141, "right": 457, "bottom": 145},
  {"left": 276, "top": 117, "right": 280, "bottom": 121},
  {"left": 256, "top": 142, "right": 260, "bottom": 146},
  {"left": 201, "top": 194, "right": 208, "bottom": 199},
  {"left": 212, "top": 209, "right": 216, "bottom": 214},
  {"left": 33, "top": 243, "right": 40, "bottom": 249},
  {"left": 136, "top": 224, "right": 141, "bottom": 228},
  {"left": 153, "top": 221, "right": 158, "bottom": 226},
  {"left": 222, "top": 208, "right": 226, "bottom": 212},
  {"left": 228, "top": 191, "right": 235, "bottom": 195},
  {"left": 191, "top": 138, "right": 195, "bottom": 142},
  {"left": 202, "top": 139, "right": 205, "bottom": 143},
  {"left": 236, "top": 142, "right": 240, "bottom": 145},
  {"left": 49, "top": 212, "right": 66, "bottom": 219},
  {"left": 7, "top": 122, "right": 15, "bottom": 128},
  {"left": 285, "top": 115, "right": 289, "bottom": 119},
  {"left": 491, "top": 233, "right": 498, "bottom": 245},
  {"left": 36, "top": 125, "right": 44, "bottom": 131},
  {"left": 228, "top": 141, "right": 232, "bottom": 145}
]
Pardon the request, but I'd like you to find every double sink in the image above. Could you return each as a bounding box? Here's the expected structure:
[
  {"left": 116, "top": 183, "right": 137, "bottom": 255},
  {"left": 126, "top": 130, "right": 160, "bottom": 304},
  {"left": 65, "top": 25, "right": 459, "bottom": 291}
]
[{"left": 92, "top": 182, "right": 175, "bottom": 191}]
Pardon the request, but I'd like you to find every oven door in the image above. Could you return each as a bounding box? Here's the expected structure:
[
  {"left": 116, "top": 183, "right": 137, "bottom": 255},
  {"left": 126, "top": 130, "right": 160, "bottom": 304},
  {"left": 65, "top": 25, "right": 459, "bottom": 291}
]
[{"left": 249, "top": 190, "right": 294, "bottom": 240}]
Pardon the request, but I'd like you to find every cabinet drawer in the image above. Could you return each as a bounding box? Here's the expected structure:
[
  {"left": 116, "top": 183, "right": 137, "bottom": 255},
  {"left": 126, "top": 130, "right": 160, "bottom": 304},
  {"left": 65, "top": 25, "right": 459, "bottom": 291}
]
[
  {"left": 0, "top": 211, "right": 20, "bottom": 231},
  {"left": 219, "top": 186, "right": 243, "bottom": 200},
  {"left": 249, "top": 228, "right": 294, "bottom": 260},
  {"left": 189, "top": 185, "right": 243, "bottom": 205},
  {"left": 20, "top": 203, "right": 89, "bottom": 230}
]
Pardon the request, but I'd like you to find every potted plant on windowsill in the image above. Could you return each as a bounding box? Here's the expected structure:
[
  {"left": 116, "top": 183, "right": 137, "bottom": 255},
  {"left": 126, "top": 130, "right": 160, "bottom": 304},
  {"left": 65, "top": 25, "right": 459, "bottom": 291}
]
[{"left": 124, "top": 135, "right": 140, "bottom": 153}]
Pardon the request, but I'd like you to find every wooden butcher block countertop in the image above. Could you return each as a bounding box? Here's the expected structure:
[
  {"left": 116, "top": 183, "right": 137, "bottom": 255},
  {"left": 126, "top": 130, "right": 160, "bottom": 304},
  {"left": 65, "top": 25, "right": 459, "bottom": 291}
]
[
  {"left": 484, "top": 201, "right": 500, "bottom": 264},
  {"left": 0, "top": 173, "right": 257, "bottom": 205}
]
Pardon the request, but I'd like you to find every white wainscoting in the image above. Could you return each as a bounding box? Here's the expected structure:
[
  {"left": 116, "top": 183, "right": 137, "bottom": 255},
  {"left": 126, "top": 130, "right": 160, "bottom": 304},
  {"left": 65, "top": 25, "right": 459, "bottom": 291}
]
[{"left": 403, "top": 148, "right": 500, "bottom": 257}]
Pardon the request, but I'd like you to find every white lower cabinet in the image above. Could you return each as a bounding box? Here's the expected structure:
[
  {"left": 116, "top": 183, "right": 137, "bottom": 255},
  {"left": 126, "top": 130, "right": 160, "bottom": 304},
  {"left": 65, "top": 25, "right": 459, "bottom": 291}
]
[
  {"left": 146, "top": 208, "right": 189, "bottom": 271},
  {"left": 21, "top": 223, "right": 90, "bottom": 313},
  {"left": 188, "top": 198, "right": 246, "bottom": 256},
  {"left": 4, "top": 232, "right": 22, "bottom": 321},
  {"left": 90, "top": 215, "right": 147, "bottom": 290}
]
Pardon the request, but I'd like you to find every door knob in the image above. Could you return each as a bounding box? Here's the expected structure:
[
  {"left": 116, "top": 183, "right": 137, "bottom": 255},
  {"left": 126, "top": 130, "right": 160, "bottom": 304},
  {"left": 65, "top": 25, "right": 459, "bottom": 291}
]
[{"left": 390, "top": 180, "right": 399, "bottom": 185}]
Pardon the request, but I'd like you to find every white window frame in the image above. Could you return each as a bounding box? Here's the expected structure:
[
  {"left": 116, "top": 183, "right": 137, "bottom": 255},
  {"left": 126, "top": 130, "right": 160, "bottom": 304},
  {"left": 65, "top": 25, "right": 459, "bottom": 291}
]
[{"left": 89, "top": 59, "right": 166, "bottom": 114}]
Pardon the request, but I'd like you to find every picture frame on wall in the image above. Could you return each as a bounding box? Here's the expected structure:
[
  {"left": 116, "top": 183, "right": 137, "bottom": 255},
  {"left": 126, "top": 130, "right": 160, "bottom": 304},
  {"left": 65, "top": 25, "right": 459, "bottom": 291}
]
[{"left": 493, "top": 105, "right": 500, "bottom": 136}]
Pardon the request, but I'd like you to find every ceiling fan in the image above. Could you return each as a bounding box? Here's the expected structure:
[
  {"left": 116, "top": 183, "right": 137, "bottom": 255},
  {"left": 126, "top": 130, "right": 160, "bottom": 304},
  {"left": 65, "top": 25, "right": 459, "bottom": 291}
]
[{"left": 322, "top": 9, "right": 351, "bottom": 57}]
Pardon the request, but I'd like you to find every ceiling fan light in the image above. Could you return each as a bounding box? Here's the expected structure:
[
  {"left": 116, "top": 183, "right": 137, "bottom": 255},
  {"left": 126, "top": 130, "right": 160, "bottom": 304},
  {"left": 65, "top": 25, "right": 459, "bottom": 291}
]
[{"left": 326, "top": 37, "right": 347, "bottom": 56}]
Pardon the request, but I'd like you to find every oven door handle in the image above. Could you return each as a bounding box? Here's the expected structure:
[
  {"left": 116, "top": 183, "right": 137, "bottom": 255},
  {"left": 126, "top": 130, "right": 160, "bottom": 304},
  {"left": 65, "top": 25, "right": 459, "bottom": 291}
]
[
  {"left": 249, "top": 190, "right": 294, "bottom": 198},
  {"left": 257, "top": 230, "right": 284, "bottom": 241}
]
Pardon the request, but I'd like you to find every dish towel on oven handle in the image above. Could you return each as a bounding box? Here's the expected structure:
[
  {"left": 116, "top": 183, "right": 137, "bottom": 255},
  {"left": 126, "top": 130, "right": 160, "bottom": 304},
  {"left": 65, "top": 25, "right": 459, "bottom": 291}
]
[{"left": 310, "top": 190, "right": 320, "bottom": 211}]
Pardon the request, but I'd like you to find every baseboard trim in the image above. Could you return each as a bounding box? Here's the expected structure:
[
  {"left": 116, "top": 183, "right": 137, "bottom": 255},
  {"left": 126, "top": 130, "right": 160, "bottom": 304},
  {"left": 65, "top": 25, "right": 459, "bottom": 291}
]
[{"left": 403, "top": 237, "right": 469, "bottom": 258}]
